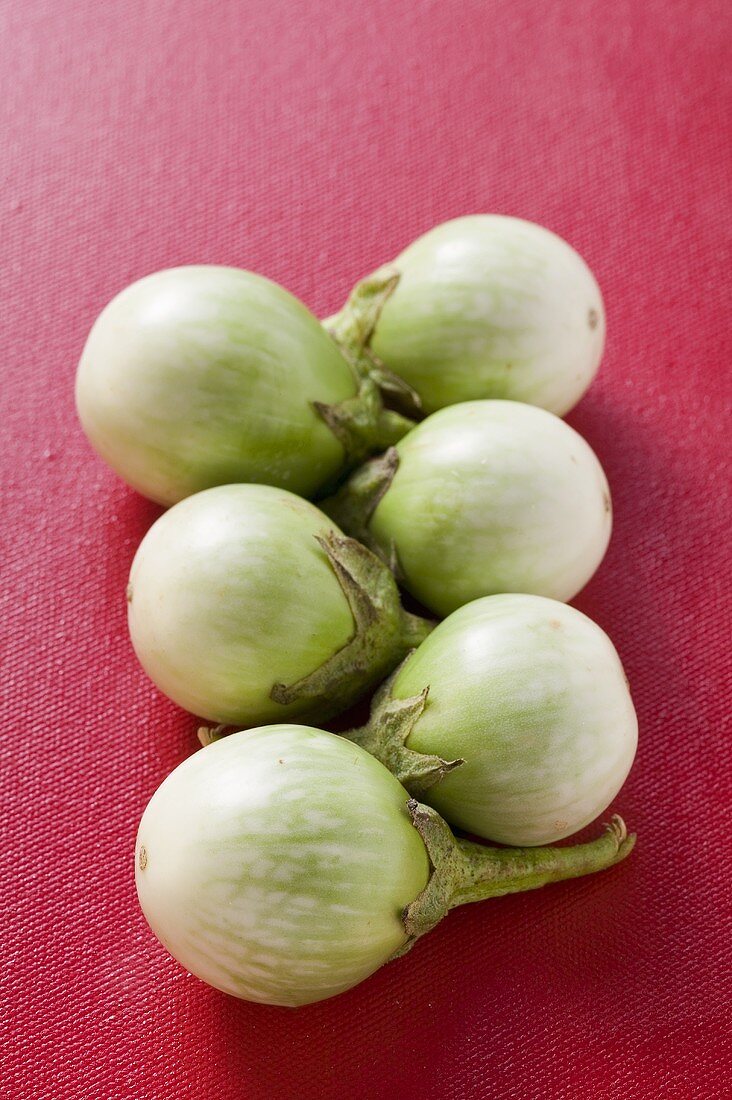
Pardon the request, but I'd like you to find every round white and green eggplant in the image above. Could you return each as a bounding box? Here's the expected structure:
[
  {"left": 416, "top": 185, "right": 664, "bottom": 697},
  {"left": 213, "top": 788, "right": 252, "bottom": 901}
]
[
  {"left": 126, "top": 483, "right": 433, "bottom": 725},
  {"left": 326, "top": 215, "right": 605, "bottom": 416},
  {"left": 76, "top": 265, "right": 414, "bottom": 505},
  {"left": 324, "top": 400, "right": 612, "bottom": 616},
  {"left": 347, "top": 594, "right": 638, "bottom": 846},
  {"left": 136, "top": 724, "right": 635, "bottom": 1006}
]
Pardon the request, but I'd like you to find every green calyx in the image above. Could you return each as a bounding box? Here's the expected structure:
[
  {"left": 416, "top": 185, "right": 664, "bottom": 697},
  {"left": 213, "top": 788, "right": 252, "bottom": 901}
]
[
  {"left": 320, "top": 448, "right": 401, "bottom": 567},
  {"left": 316, "top": 269, "right": 421, "bottom": 471},
  {"left": 395, "top": 804, "right": 635, "bottom": 955},
  {"left": 345, "top": 666, "right": 463, "bottom": 796},
  {"left": 200, "top": 533, "right": 434, "bottom": 744},
  {"left": 270, "top": 532, "right": 433, "bottom": 714}
]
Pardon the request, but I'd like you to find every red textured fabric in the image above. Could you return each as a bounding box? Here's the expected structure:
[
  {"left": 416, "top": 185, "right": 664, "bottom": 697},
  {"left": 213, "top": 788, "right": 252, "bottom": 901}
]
[{"left": 2, "top": 1, "right": 730, "bottom": 1096}]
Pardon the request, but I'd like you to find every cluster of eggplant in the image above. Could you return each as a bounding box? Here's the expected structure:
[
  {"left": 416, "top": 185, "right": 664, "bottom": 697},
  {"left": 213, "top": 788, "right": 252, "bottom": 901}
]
[{"left": 77, "top": 216, "right": 637, "bottom": 1007}]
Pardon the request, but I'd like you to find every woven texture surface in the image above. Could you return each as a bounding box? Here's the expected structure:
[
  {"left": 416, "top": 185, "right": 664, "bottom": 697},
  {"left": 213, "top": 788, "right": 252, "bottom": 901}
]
[{"left": 2, "top": 1, "right": 730, "bottom": 1097}]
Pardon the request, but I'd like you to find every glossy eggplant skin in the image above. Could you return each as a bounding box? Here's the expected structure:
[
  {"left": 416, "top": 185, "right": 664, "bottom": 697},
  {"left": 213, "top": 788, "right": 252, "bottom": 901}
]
[
  {"left": 76, "top": 266, "right": 355, "bottom": 505},
  {"left": 332, "top": 215, "right": 605, "bottom": 416},
  {"left": 135, "top": 726, "right": 429, "bottom": 1007},
  {"left": 327, "top": 400, "right": 611, "bottom": 617},
  {"left": 387, "top": 594, "right": 638, "bottom": 846},
  {"left": 127, "top": 483, "right": 432, "bottom": 726}
]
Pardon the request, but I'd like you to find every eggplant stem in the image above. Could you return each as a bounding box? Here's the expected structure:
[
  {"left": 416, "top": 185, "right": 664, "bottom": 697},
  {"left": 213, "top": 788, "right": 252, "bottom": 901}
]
[
  {"left": 314, "top": 266, "right": 419, "bottom": 472},
  {"left": 325, "top": 265, "right": 401, "bottom": 366},
  {"left": 319, "top": 448, "right": 400, "bottom": 562},
  {"left": 395, "top": 803, "right": 636, "bottom": 954}
]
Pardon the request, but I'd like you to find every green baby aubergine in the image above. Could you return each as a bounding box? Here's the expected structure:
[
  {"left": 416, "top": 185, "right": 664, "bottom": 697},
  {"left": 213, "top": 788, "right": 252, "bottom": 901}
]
[
  {"left": 76, "top": 265, "right": 414, "bottom": 505},
  {"left": 347, "top": 594, "right": 638, "bottom": 847},
  {"left": 126, "top": 484, "right": 432, "bottom": 725},
  {"left": 136, "top": 724, "right": 635, "bottom": 1006},
  {"left": 326, "top": 215, "right": 605, "bottom": 416},
  {"left": 324, "top": 400, "right": 612, "bottom": 617}
]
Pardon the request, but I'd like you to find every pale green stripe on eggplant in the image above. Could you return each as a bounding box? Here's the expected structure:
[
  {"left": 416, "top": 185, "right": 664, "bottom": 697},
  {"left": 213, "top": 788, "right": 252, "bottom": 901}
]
[
  {"left": 77, "top": 267, "right": 353, "bottom": 503},
  {"left": 128, "top": 485, "right": 354, "bottom": 723},
  {"left": 136, "top": 727, "right": 430, "bottom": 1006}
]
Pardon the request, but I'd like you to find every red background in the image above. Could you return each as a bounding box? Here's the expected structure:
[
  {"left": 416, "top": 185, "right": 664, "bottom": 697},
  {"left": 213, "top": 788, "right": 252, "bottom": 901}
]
[{"left": 2, "top": 1, "right": 730, "bottom": 1097}]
